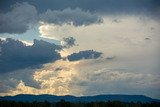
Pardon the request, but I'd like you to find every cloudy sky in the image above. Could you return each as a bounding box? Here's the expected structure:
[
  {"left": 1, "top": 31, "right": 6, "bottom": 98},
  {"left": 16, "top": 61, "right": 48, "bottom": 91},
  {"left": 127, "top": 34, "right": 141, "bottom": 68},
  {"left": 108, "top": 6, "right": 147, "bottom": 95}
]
[{"left": 0, "top": 0, "right": 160, "bottom": 99}]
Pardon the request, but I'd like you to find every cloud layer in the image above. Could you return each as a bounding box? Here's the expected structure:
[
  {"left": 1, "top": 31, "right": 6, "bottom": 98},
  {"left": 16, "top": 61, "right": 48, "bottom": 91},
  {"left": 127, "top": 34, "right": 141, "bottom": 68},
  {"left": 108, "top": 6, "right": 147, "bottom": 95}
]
[
  {"left": 0, "top": 59, "right": 159, "bottom": 98},
  {"left": 1, "top": 0, "right": 159, "bottom": 17},
  {"left": 35, "top": 16, "right": 160, "bottom": 98},
  {"left": 0, "top": 0, "right": 159, "bottom": 35}
]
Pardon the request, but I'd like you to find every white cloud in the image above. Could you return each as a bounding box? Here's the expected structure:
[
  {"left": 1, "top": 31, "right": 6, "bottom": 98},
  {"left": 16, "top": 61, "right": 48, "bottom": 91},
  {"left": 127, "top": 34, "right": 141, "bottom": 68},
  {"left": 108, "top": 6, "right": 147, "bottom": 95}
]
[
  {"left": 39, "top": 15, "right": 160, "bottom": 58},
  {"left": 37, "top": 16, "right": 160, "bottom": 98}
]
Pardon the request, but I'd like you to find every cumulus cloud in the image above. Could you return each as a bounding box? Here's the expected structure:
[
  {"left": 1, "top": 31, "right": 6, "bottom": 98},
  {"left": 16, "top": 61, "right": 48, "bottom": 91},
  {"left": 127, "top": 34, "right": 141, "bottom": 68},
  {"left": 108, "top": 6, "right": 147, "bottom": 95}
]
[
  {"left": 0, "top": 38, "right": 61, "bottom": 73},
  {"left": 67, "top": 50, "right": 102, "bottom": 61},
  {"left": 40, "top": 8, "right": 103, "bottom": 26},
  {"left": 0, "top": 2, "right": 38, "bottom": 34}
]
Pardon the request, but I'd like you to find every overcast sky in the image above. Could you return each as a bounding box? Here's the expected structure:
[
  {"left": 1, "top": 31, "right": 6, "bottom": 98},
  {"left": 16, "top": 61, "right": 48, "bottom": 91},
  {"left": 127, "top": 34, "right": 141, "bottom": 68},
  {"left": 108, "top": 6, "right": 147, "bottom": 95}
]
[{"left": 0, "top": 0, "right": 160, "bottom": 99}]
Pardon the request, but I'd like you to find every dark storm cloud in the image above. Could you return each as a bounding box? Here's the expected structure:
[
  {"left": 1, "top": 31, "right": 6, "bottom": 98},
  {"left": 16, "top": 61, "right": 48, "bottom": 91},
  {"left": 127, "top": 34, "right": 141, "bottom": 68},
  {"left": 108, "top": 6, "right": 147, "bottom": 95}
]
[
  {"left": 0, "top": 2, "right": 38, "bottom": 34},
  {"left": 0, "top": 38, "right": 61, "bottom": 73},
  {"left": 38, "top": 0, "right": 160, "bottom": 17},
  {"left": 0, "top": 2, "right": 102, "bottom": 34},
  {"left": 0, "top": 0, "right": 159, "bottom": 34},
  {"left": 67, "top": 50, "right": 102, "bottom": 61},
  {"left": 0, "top": 0, "right": 160, "bottom": 33},
  {"left": 61, "top": 37, "right": 76, "bottom": 48},
  {"left": 40, "top": 8, "right": 103, "bottom": 26},
  {"left": 1, "top": 0, "right": 159, "bottom": 16}
]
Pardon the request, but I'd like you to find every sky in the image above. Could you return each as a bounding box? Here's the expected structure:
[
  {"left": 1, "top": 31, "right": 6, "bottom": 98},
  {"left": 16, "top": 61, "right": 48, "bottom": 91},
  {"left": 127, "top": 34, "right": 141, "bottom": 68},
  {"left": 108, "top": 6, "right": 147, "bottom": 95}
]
[{"left": 0, "top": 0, "right": 160, "bottom": 99}]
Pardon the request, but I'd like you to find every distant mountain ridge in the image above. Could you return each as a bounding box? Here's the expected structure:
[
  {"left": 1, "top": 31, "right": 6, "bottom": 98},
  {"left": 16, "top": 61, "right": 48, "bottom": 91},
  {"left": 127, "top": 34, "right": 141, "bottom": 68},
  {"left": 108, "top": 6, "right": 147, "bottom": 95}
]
[{"left": 0, "top": 94, "right": 159, "bottom": 103}]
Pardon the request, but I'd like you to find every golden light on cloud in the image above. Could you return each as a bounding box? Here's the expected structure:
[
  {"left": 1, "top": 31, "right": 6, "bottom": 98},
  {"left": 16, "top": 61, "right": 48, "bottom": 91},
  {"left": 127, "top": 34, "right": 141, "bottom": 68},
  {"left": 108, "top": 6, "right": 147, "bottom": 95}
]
[
  {"left": 4, "top": 60, "right": 80, "bottom": 96},
  {"left": 33, "top": 60, "right": 81, "bottom": 95},
  {"left": 1, "top": 58, "right": 160, "bottom": 98}
]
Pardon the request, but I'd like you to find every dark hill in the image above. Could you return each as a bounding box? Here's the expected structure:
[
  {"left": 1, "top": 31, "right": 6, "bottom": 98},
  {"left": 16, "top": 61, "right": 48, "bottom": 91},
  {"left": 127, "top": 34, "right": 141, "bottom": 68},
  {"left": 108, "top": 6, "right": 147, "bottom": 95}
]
[{"left": 0, "top": 94, "right": 159, "bottom": 103}]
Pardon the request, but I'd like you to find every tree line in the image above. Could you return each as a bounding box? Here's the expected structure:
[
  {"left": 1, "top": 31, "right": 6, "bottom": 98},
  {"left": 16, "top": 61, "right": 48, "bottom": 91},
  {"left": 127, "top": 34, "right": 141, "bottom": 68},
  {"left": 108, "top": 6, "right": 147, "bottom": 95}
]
[{"left": 0, "top": 99, "right": 160, "bottom": 107}]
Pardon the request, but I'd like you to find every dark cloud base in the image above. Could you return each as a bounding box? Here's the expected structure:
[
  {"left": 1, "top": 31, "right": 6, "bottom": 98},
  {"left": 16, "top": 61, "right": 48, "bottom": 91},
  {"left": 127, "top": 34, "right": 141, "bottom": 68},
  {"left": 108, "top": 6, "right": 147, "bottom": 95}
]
[{"left": 0, "top": 38, "right": 61, "bottom": 73}]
